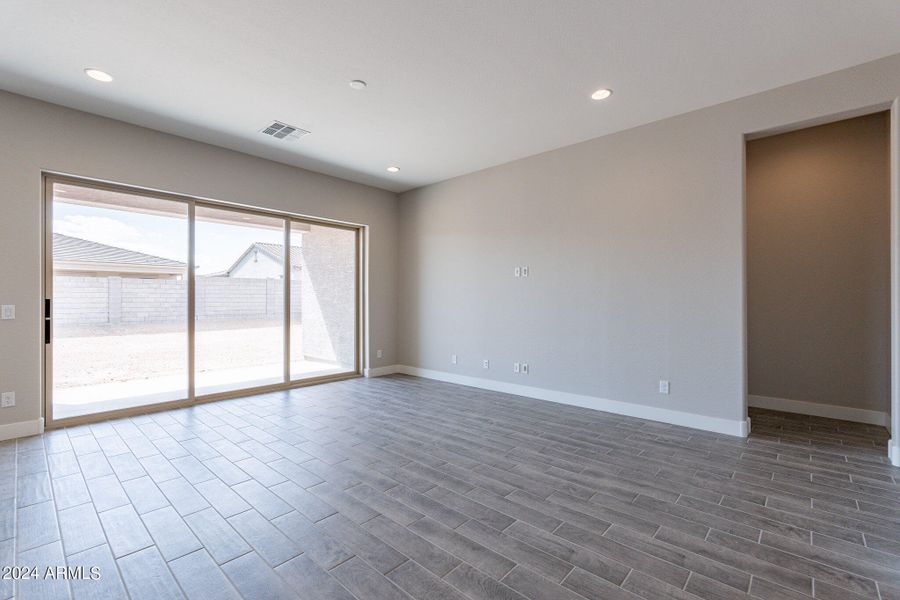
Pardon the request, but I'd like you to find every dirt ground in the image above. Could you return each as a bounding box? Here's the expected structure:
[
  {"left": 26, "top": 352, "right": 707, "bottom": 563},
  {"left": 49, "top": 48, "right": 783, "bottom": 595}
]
[{"left": 53, "top": 320, "right": 300, "bottom": 387}]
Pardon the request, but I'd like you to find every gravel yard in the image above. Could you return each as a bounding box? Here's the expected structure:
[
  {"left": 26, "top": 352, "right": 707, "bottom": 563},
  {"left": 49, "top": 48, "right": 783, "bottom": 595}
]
[{"left": 54, "top": 320, "right": 294, "bottom": 387}]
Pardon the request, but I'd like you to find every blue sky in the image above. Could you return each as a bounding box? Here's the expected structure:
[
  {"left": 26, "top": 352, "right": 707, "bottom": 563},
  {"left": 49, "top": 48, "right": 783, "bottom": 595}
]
[{"left": 54, "top": 201, "right": 286, "bottom": 274}]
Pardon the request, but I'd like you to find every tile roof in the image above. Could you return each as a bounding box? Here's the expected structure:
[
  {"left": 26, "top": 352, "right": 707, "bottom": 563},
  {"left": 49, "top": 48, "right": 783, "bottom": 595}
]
[
  {"left": 53, "top": 233, "right": 186, "bottom": 269},
  {"left": 252, "top": 242, "right": 302, "bottom": 267}
]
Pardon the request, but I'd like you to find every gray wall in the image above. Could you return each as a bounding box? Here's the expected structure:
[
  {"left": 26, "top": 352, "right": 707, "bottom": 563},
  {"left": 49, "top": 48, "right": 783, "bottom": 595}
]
[
  {"left": 5, "top": 53, "right": 900, "bottom": 434},
  {"left": 398, "top": 53, "right": 900, "bottom": 424},
  {"left": 747, "top": 112, "right": 890, "bottom": 412},
  {"left": 0, "top": 90, "right": 398, "bottom": 430}
]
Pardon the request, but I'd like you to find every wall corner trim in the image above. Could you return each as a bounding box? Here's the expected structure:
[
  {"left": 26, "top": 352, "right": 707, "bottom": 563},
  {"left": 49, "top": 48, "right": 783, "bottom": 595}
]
[
  {"left": 364, "top": 365, "right": 402, "bottom": 378},
  {"left": 889, "top": 438, "right": 900, "bottom": 467},
  {"left": 395, "top": 365, "right": 748, "bottom": 437},
  {"left": 748, "top": 394, "right": 889, "bottom": 428},
  {"left": 0, "top": 417, "right": 45, "bottom": 442}
]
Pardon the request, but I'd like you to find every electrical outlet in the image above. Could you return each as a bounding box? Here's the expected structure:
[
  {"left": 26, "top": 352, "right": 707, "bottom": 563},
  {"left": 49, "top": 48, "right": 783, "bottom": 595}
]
[
  {"left": 513, "top": 362, "right": 520, "bottom": 373},
  {"left": 521, "top": 363, "right": 529, "bottom": 374},
  {"left": 521, "top": 266, "right": 529, "bottom": 278},
  {"left": 376, "top": 349, "right": 383, "bottom": 359},
  {"left": 0, "top": 305, "right": 14, "bottom": 320},
  {"left": 514, "top": 267, "right": 521, "bottom": 278},
  {"left": 451, "top": 354, "right": 457, "bottom": 365},
  {"left": 482, "top": 359, "right": 490, "bottom": 369},
  {"left": 1, "top": 392, "right": 14, "bottom": 408},
  {"left": 659, "top": 380, "right": 670, "bottom": 394}
]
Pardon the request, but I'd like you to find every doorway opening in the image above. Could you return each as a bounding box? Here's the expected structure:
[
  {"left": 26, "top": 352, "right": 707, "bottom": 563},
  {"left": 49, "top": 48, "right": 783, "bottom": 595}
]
[{"left": 745, "top": 111, "right": 892, "bottom": 452}]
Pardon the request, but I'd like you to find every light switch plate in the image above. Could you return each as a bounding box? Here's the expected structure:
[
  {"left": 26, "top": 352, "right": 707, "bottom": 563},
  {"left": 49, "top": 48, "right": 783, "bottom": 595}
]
[
  {"left": 0, "top": 305, "right": 14, "bottom": 320},
  {"left": 659, "top": 380, "right": 670, "bottom": 394},
  {"left": 1, "top": 392, "right": 14, "bottom": 408}
]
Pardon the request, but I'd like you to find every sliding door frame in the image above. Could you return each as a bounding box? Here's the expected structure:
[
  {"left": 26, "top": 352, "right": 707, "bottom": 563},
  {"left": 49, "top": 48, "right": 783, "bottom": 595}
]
[{"left": 42, "top": 172, "right": 364, "bottom": 429}]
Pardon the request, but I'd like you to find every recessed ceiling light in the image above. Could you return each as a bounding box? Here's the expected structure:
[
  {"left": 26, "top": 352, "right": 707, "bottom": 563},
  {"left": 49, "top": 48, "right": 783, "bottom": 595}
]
[
  {"left": 84, "top": 68, "right": 114, "bottom": 82},
  {"left": 386, "top": 166, "right": 400, "bottom": 173},
  {"left": 591, "top": 88, "right": 612, "bottom": 100},
  {"left": 349, "top": 80, "right": 367, "bottom": 90}
]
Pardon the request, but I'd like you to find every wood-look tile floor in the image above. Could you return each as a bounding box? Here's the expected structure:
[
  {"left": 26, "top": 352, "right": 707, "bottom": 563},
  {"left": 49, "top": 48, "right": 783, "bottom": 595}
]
[{"left": 3, "top": 375, "right": 899, "bottom": 600}]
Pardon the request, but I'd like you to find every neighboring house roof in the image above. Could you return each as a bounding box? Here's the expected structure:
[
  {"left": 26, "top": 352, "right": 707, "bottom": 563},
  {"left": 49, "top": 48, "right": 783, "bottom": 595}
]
[
  {"left": 53, "top": 233, "right": 186, "bottom": 275},
  {"left": 255, "top": 242, "right": 302, "bottom": 267},
  {"left": 222, "top": 242, "right": 302, "bottom": 276}
]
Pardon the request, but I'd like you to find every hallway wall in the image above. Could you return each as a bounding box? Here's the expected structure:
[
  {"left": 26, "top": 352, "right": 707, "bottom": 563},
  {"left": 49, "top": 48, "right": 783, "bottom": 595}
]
[{"left": 747, "top": 112, "right": 891, "bottom": 415}]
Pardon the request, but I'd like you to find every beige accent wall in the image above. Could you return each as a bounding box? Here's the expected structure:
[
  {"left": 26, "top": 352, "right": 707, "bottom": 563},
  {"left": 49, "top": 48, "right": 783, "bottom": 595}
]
[
  {"left": 747, "top": 112, "right": 890, "bottom": 412},
  {"left": 398, "top": 53, "right": 900, "bottom": 428},
  {"left": 0, "top": 90, "right": 398, "bottom": 432}
]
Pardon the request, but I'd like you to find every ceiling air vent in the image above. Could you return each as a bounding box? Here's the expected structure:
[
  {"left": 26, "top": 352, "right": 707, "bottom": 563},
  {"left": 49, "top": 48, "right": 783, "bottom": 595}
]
[{"left": 259, "top": 121, "right": 310, "bottom": 141}]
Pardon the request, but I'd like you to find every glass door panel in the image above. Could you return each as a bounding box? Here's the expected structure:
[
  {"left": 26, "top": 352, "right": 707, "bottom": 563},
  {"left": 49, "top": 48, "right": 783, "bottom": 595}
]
[
  {"left": 50, "top": 182, "right": 189, "bottom": 419},
  {"left": 47, "top": 178, "right": 361, "bottom": 425},
  {"left": 289, "top": 222, "right": 357, "bottom": 380},
  {"left": 194, "top": 206, "right": 286, "bottom": 395}
]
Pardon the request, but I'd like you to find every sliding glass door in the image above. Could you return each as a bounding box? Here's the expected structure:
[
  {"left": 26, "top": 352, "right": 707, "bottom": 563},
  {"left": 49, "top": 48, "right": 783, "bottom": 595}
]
[
  {"left": 49, "top": 183, "right": 189, "bottom": 419},
  {"left": 45, "top": 177, "right": 360, "bottom": 424},
  {"left": 194, "top": 207, "right": 287, "bottom": 395}
]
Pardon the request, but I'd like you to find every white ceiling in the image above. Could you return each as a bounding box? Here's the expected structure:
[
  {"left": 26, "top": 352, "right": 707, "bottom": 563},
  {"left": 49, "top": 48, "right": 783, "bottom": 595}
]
[{"left": 3, "top": 1, "right": 900, "bottom": 193}]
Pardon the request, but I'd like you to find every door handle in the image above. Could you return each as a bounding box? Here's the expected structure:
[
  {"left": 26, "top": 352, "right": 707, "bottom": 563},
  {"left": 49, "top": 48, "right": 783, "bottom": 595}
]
[{"left": 44, "top": 298, "right": 51, "bottom": 344}]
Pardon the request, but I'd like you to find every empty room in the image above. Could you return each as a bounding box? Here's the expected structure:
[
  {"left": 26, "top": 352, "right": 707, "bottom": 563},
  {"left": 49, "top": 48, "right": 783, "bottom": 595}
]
[{"left": 1, "top": 2, "right": 900, "bottom": 599}]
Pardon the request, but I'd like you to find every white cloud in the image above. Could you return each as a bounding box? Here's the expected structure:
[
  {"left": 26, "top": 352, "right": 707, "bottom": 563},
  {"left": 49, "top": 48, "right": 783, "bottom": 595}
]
[
  {"left": 53, "top": 215, "right": 184, "bottom": 261},
  {"left": 55, "top": 215, "right": 140, "bottom": 246}
]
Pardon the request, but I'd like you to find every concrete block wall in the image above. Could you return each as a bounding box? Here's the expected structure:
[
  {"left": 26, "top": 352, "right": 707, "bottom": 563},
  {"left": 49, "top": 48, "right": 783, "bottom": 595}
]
[
  {"left": 121, "top": 278, "right": 187, "bottom": 323},
  {"left": 299, "top": 226, "right": 356, "bottom": 366},
  {"left": 53, "top": 276, "right": 109, "bottom": 324},
  {"left": 196, "top": 277, "right": 276, "bottom": 321},
  {"left": 54, "top": 275, "right": 303, "bottom": 325}
]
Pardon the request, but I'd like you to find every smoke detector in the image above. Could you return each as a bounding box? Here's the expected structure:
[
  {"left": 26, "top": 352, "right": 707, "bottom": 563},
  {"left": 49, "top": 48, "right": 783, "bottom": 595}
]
[{"left": 259, "top": 121, "right": 310, "bottom": 141}]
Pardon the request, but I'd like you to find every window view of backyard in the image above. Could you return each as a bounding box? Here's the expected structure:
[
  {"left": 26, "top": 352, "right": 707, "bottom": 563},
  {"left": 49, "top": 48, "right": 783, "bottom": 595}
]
[{"left": 51, "top": 182, "right": 357, "bottom": 420}]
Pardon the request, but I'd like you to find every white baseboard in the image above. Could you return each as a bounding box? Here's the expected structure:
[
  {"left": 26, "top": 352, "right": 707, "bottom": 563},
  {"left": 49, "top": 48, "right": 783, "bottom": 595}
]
[
  {"left": 890, "top": 439, "right": 899, "bottom": 467},
  {"left": 0, "top": 418, "right": 45, "bottom": 442},
  {"left": 748, "top": 394, "right": 889, "bottom": 428},
  {"left": 395, "top": 365, "right": 749, "bottom": 437},
  {"left": 364, "top": 365, "right": 402, "bottom": 378}
]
